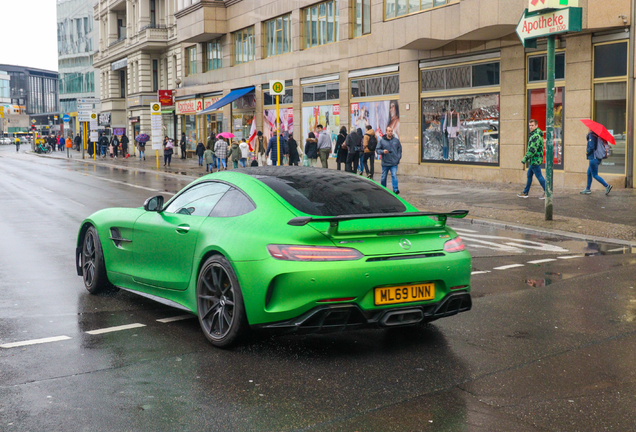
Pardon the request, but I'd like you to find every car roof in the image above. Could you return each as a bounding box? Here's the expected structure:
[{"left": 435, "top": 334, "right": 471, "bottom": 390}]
[{"left": 228, "top": 166, "right": 364, "bottom": 182}]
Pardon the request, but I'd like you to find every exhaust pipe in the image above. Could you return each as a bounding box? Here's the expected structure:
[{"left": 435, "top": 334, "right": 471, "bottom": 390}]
[{"left": 380, "top": 308, "right": 424, "bottom": 327}]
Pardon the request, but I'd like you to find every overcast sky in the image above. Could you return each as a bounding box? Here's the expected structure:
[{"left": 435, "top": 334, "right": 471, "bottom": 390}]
[{"left": 3, "top": 1, "right": 58, "bottom": 71}]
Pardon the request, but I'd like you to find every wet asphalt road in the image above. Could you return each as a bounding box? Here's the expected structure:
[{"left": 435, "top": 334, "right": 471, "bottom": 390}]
[{"left": 1, "top": 147, "right": 636, "bottom": 431}]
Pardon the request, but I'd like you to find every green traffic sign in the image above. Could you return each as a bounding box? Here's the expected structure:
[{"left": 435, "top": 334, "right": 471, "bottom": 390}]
[{"left": 516, "top": 7, "right": 582, "bottom": 48}]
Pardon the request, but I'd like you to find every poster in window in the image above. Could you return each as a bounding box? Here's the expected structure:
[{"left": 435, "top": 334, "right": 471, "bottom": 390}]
[
  {"left": 421, "top": 93, "right": 500, "bottom": 165},
  {"left": 301, "top": 105, "right": 340, "bottom": 148},
  {"left": 349, "top": 100, "right": 400, "bottom": 139},
  {"left": 263, "top": 108, "right": 294, "bottom": 140}
]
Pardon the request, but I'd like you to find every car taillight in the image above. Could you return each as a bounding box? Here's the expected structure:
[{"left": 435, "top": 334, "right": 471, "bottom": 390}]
[
  {"left": 444, "top": 237, "right": 465, "bottom": 253},
  {"left": 267, "top": 245, "right": 363, "bottom": 261}
]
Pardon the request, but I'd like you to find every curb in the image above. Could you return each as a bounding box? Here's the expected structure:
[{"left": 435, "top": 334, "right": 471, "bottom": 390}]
[{"left": 452, "top": 216, "right": 636, "bottom": 248}]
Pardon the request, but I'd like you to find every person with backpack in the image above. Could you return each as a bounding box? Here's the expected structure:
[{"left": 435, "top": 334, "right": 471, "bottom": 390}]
[
  {"left": 335, "top": 126, "right": 348, "bottom": 170},
  {"left": 204, "top": 144, "right": 215, "bottom": 172},
  {"left": 581, "top": 130, "right": 612, "bottom": 195},
  {"left": 362, "top": 125, "right": 377, "bottom": 179},
  {"left": 517, "top": 119, "right": 546, "bottom": 199},
  {"left": 344, "top": 127, "right": 363, "bottom": 173}
]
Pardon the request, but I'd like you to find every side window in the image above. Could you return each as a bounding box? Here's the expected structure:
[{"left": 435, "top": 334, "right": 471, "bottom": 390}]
[
  {"left": 209, "top": 187, "right": 256, "bottom": 217},
  {"left": 163, "top": 182, "right": 231, "bottom": 216}
]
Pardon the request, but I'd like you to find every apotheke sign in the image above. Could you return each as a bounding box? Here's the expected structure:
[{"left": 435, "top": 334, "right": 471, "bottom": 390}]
[{"left": 516, "top": 7, "right": 582, "bottom": 44}]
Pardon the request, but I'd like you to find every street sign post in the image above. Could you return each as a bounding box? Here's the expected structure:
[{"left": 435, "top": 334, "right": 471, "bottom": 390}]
[
  {"left": 517, "top": 5, "right": 581, "bottom": 221},
  {"left": 269, "top": 80, "right": 285, "bottom": 166},
  {"left": 90, "top": 113, "right": 98, "bottom": 160},
  {"left": 150, "top": 102, "right": 163, "bottom": 169}
]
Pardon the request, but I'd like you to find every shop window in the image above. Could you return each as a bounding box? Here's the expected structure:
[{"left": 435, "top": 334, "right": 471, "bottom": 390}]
[
  {"left": 302, "top": 83, "right": 339, "bottom": 102},
  {"left": 266, "top": 14, "right": 292, "bottom": 57},
  {"left": 421, "top": 93, "right": 500, "bottom": 165},
  {"left": 421, "top": 62, "right": 500, "bottom": 92},
  {"left": 594, "top": 82, "right": 626, "bottom": 175},
  {"left": 385, "top": 0, "right": 454, "bottom": 19},
  {"left": 204, "top": 39, "right": 222, "bottom": 72},
  {"left": 351, "top": 73, "right": 399, "bottom": 98},
  {"left": 233, "top": 27, "right": 255, "bottom": 65},
  {"left": 528, "top": 87, "right": 564, "bottom": 169},
  {"left": 527, "top": 53, "right": 565, "bottom": 82},
  {"left": 351, "top": 100, "right": 400, "bottom": 139},
  {"left": 594, "top": 42, "right": 627, "bottom": 79},
  {"left": 304, "top": 0, "right": 339, "bottom": 49},
  {"left": 353, "top": 0, "right": 371, "bottom": 37}
]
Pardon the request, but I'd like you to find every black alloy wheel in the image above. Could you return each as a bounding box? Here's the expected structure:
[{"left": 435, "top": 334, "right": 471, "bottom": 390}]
[
  {"left": 82, "top": 226, "right": 116, "bottom": 294},
  {"left": 197, "top": 255, "right": 248, "bottom": 347}
]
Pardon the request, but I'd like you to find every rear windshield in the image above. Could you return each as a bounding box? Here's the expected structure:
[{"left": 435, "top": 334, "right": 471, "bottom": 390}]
[{"left": 255, "top": 172, "right": 407, "bottom": 216}]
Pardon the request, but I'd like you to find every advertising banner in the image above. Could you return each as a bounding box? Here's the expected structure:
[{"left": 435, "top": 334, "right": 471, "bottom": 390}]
[
  {"left": 350, "top": 100, "right": 400, "bottom": 139},
  {"left": 301, "top": 104, "right": 340, "bottom": 148},
  {"left": 263, "top": 108, "right": 294, "bottom": 140},
  {"left": 158, "top": 90, "right": 174, "bottom": 106}
]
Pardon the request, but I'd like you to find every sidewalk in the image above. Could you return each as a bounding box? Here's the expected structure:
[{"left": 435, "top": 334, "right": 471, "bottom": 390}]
[{"left": 39, "top": 149, "right": 636, "bottom": 243}]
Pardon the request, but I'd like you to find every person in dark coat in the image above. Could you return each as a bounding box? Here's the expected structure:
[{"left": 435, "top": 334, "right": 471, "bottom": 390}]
[
  {"left": 195, "top": 141, "right": 206, "bottom": 166},
  {"left": 287, "top": 133, "right": 300, "bottom": 166},
  {"left": 304, "top": 132, "right": 318, "bottom": 167},
  {"left": 121, "top": 133, "right": 129, "bottom": 157},
  {"left": 266, "top": 133, "right": 289, "bottom": 166},
  {"left": 74, "top": 134, "right": 81, "bottom": 151},
  {"left": 344, "top": 128, "right": 362, "bottom": 172},
  {"left": 180, "top": 132, "right": 187, "bottom": 159},
  {"left": 110, "top": 134, "right": 120, "bottom": 158},
  {"left": 335, "top": 126, "right": 348, "bottom": 170}
]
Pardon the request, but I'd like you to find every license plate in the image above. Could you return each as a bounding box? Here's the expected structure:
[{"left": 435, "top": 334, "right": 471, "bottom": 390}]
[{"left": 374, "top": 283, "right": 435, "bottom": 306}]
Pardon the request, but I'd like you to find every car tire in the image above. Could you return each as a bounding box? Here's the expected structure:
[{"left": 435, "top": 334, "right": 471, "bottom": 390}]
[
  {"left": 81, "top": 226, "right": 117, "bottom": 294},
  {"left": 196, "top": 255, "right": 249, "bottom": 348}
]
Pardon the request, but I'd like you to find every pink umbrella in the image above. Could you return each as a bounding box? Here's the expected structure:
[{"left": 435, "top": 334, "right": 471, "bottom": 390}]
[{"left": 218, "top": 132, "right": 235, "bottom": 139}]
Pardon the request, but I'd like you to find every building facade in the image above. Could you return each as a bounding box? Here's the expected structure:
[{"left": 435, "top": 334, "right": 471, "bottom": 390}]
[
  {"left": 169, "top": 0, "right": 634, "bottom": 188},
  {"left": 0, "top": 64, "right": 59, "bottom": 135},
  {"left": 57, "top": 0, "right": 101, "bottom": 136},
  {"left": 93, "top": 0, "right": 181, "bottom": 143}
]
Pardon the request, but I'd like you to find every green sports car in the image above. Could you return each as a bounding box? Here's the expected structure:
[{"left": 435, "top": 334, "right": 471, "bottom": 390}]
[{"left": 76, "top": 167, "right": 472, "bottom": 347}]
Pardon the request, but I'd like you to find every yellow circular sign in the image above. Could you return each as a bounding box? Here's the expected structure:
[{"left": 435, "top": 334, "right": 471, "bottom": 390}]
[
  {"left": 272, "top": 82, "right": 283, "bottom": 94},
  {"left": 152, "top": 103, "right": 160, "bottom": 112},
  {"left": 90, "top": 113, "right": 97, "bottom": 120}
]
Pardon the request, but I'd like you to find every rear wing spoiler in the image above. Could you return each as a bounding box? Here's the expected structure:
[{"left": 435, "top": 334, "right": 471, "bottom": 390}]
[{"left": 287, "top": 210, "right": 469, "bottom": 236}]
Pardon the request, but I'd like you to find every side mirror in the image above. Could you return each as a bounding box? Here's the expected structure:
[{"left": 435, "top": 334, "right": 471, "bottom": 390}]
[{"left": 144, "top": 195, "right": 164, "bottom": 212}]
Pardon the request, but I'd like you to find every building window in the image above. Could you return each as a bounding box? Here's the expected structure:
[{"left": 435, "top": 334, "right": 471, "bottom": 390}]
[
  {"left": 302, "top": 83, "right": 339, "bottom": 102},
  {"left": 351, "top": 73, "right": 399, "bottom": 98},
  {"left": 353, "top": 0, "right": 371, "bottom": 37},
  {"left": 152, "top": 59, "right": 158, "bottom": 92},
  {"left": 421, "top": 61, "right": 499, "bottom": 92},
  {"left": 385, "top": 0, "right": 455, "bottom": 19},
  {"left": 119, "top": 70, "right": 126, "bottom": 98},
  {"left": 528, "top": 87, "right": 565, "bottom": 169},
  {"left": 304, "top": 0, "right": 339, "bottom": 49},
  {"left": 265, "top": 15, "right": 292, "bottom": 57},
  {"left": 186, "top": 46, "right": 197, "bottom": 76},
  {"left": 264, "top": 81, "right": 293, "bottom": 106},
  {"left": 204, "top": 39, "right": 222, "bottom": 72},
  {"left": 528, "top": 53, "right": 565, "bottom": 82},
  {"left": 233, "top": 27, "right": 255, "bottom": 65},
  {"left": 150, "top": 0, "right": 156, "bottom": 27},
  {"left": 594, "top": 41, "right": 628, "bottom": 175}
]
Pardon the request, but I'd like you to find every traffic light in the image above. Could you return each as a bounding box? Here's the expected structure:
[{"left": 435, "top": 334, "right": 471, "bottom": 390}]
[{"left": 31, "top": 124, "right": 36, "bottom": 131}]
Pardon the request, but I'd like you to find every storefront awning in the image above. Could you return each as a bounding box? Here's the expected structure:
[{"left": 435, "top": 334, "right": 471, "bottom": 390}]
[{"left": 199, "top": 86, "right": 254, "bottom": 114}]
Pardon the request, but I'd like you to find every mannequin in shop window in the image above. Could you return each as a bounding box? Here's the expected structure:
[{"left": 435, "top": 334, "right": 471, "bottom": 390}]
[{"left": 443, "top": 107, "right": 461, "bottom": 161}]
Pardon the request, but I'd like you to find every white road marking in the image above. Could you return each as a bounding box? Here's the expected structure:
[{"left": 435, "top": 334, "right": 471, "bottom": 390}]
[
  {"left": 607, "top": 247, "right": 626, "bottom": 252},
  {"left": 493, "top": 264, "right": 525, "bottom": 270},
  {"left": 66, "top": 198, "right": 85, "bottom": 207},
  {"left": 527, "top": 258, "right": 557, "bottom": 264},
  {"left": 86, "top": 323, "right": 146, "bottom": 335},
  {"left": 1, "top": 335, "right": 71, "bottom": 349},
  {"left": 98, "top": 176, "right": 175, "bottom": 195},
  {"left": 458, "top": 233, "right": 569, "bottom": 253},
  {"left": 558, "top": 255, "right": 584, "bottom": 260},
  {"left": 471, "top": 270, "right": 491, "bottom": 275},
  {"left": 157, "top": 315, "right": 194, "bottom": 323},
  {"left": 453, "top": 228, "right": 479, "bottom": 233}
]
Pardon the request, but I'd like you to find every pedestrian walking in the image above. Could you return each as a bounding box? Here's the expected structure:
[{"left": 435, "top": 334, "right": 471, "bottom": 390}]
[
  {"left": 163, "top": 139, "right": 174, "bottom": 167},
  {"left": 207, "top": 133, "right": 215, "bottom": 153},
  {"left": 287, "top": 133, "right": 301, "bottom": 166},
  {"left": 517, "top": 119, "right": 546, "bottom": 199},
  {"left": 121, "top": 133, "right": 129, "bottom": 157},
  {"left": 266, "top": 132, "right": 288, "bottom": 166},
  {"left": 204, "top": 145, "right": 215, "bottom": 172},
  {"left": 58, "top": 135, "right": 66, "bottom": 152},
  {"left": 239, "top": 139, "right": 249, "bottom": 168},
  {"left": 305, "top": 132, "right": 318, "bottom": 167},
  {"left": 138, "top": 139, "right": 146, "bottom": 160},
  {"left": 335, "top": 127, "right": 348, "bottom": 170},
  {"left": 214, "top": 137, "right": 229, "bottom": 170},
  {"left": 580, "top": 130, "right": 613, "bottom": 195},
  {"left": 66, "top": 135, "right": 73, "bottom": 158},
  {"left": 74, "top": 134, "right": 81, "bottom": 151},
  {"left": 110, "top": 135, "right": 119, "bottom": 158},
  {"left": 14, "top": 135, "right": 20, "bottom": 152},
  {"left": 180, "top": 132, "right": 187, "bottom": 159},
  {"left": 376, "top": 126, "right": 402, "bottom": 194},
  {"left": 98, "top": 133, "right": 109, "bottom": 158},
  {"left": 254, "top": 131, "right": 267, "bottom": 166},
  {"left": 362, "top": 125, "right": 377, "bottom": 179},
  {"left": 230, "top": 140, "right": 241, "bottom": 169},
  {"left": 344, "top": 127, "right": 363, "bottom": 173},
  {"left": 316, "top": 124, "right": 332, "bottom": 168},
  {"left": 196, "top": 141, "right": 206, "bottom": 166}
]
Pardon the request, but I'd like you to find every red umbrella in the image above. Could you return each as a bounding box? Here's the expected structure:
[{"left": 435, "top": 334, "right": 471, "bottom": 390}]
[{"left": 580, "top": 119, "right": 616, "bottom": 145}]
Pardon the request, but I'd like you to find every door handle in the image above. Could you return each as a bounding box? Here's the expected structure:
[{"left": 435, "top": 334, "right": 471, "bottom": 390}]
[{"left": 176, "top": 225, "right": 190, "bottom": 234}]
